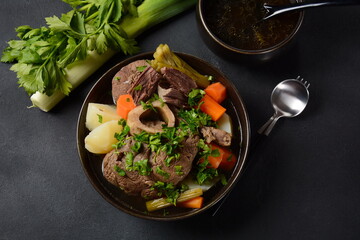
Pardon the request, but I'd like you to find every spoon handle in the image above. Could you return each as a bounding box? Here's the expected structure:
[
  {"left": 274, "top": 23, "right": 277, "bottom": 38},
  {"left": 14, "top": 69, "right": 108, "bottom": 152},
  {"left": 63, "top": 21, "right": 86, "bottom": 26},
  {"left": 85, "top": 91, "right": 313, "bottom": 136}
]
[
  {"left": 258, "top": 114, "right": 280, "bottom": 136},
  {"left": 263, "top": 0, "right": 360, "bottom": 20}
]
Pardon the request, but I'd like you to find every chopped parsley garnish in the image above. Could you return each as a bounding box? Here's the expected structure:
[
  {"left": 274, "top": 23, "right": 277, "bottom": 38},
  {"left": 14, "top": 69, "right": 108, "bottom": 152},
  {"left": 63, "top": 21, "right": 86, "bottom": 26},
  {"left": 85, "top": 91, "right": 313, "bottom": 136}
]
[
  {"left": 140, "top": 94, "right": 162, "bottom": 112},
  {"left": 164, "top": 153, "right": 180, "bottom": 167},
  {"left": 195, "top": 139, "right": 221, "bottom": 184},
  {"left": 133, "top": 159, "right": 151, "bottom": 176},
  {"left": 156, "top": 166, "right": 170, "bottom": 179},
  {"left": 131, "top": 141, "right": 142, "bottom": 153},
  {"left": 140, "top": 100, "right": 157, "bottom": 112},
  {"left": 188, "top": 89, "right": 205, "bottom": 107},
  {"left": 136, "top": 65, "right": 147, "bottom": 72},
  {"left": 196, "top": 162, "right": 219, "bottom": 185},
  {"left": 220, "top": 174, "right": 228, "bottom": 185},
  {"left": 124, "top": 152, "right": 134, "bottom": 170},
  {"left": 113, "top": 123, "right": 130, "bottom": 149},
  {"left": 211, "top": 149, "right": 220, "bottom": 157},
  {"left": 174, "top": 165, "right": 183, "bottom": 175},
  {"left": 133, "top": 84, "right": 143, "bottom": 91},
  {"left": 97, "top": 114, "right": 103, "bottom": 123},
  {"left": 178, "top": 108, "right": 215, "bottom": 133},
  {"left": 114, "top": 165, "right": 126, "bottom": 177},
  {"left": 151, "top": 181, "right": 180, "bottom": 205}
]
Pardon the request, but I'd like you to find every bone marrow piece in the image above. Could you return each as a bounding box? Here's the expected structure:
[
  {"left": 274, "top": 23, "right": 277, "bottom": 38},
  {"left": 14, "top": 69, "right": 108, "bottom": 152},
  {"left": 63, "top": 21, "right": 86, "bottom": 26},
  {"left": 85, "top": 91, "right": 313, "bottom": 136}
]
[{"left": 127, "top": 100, "right": 175, "bottom": 135}]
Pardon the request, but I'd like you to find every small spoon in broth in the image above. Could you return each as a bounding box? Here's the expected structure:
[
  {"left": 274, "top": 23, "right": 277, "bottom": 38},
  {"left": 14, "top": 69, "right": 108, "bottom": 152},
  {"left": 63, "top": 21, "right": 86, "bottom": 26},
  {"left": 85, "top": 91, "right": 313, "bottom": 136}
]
[{"left": 262, "top": 0, "right": 360, "bottom": 21}]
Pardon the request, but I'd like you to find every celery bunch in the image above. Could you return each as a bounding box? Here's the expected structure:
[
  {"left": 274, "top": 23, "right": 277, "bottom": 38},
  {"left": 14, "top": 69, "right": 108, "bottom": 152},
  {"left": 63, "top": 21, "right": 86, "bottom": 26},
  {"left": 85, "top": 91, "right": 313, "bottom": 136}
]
[{"left": 1, "top": 0, "right": 196, "bottom": 112}]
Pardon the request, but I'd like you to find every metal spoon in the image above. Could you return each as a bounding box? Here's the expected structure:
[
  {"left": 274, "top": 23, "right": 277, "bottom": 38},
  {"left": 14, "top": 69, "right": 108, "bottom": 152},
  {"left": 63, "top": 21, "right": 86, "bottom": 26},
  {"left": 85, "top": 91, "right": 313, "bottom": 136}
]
[
  {"left": 258, "top": 76, "right": 310, "bottom": 136},
  {"left": 212, "top": 76, "right": 309, "bottom": 216},
  {"left": 262, "top": 0, "right": 360, "bottom": 21}
]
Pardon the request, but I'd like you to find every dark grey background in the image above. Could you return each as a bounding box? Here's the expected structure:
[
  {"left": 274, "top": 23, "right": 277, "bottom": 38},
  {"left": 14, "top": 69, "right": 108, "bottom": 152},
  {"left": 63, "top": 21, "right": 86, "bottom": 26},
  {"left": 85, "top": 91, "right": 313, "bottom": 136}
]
[{"left": 1, "top": 1, "right": 360, "bottom": 239}]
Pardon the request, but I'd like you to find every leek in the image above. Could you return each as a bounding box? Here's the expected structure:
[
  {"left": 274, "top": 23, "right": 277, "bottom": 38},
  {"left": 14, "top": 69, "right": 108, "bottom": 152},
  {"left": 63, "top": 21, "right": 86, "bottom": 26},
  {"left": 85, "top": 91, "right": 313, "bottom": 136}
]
[{"left": 145, "top": 188, "right": 203, "bottom": 212}]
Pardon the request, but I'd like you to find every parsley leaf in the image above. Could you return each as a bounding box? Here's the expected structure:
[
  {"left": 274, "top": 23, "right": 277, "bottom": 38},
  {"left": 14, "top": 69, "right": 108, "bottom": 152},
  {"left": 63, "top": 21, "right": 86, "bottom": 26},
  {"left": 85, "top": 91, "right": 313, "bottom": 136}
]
[
  {"left": 133, "top": 159, "right": 151, "bottom": 176},
  {"left": 97, "top": 114, "right": 103, "bottom": 123},
  {"left": 133, "top": 84, "right": 143, "bottom": 91},
  {"left": 156, "top": 166, "right": 170, "bottom": 179},
  {"left": 114, "top": 165, "right": 126, "bottom": 176},
  {"left": 188, "top": 89, "right": 205, "bottom": 107},
  {"left": 136, "top": 65, "right": 147, "bottom": 72},
  {"left": 151, "top": 181, "right": 180, "bottom": 205}
]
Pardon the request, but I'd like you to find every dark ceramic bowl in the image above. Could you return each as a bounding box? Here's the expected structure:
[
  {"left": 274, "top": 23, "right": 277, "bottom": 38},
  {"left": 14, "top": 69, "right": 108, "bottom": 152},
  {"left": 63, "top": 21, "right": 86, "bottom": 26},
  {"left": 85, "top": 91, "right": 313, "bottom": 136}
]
[
  {"left": 77, "top": 52, "right": 250, "bottom": 220},
  {"left": 196, "top": 0, "right": 304, "bottom": 63}
]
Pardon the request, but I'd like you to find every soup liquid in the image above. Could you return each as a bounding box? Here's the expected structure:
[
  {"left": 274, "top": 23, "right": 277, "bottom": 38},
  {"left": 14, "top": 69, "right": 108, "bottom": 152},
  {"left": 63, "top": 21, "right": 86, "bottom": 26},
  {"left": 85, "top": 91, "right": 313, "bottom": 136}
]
[{"left": 203, "top": 0, "right": 300, "bottom": 50}]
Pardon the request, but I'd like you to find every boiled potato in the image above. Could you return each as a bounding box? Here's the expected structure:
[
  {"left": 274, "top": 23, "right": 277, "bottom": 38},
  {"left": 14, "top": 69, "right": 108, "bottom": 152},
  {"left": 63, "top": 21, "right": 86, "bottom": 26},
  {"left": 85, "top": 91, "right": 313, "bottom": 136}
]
[
  {"left": 85, "top": 120, "right": 123, "bottom": 154},
  {"left": 217, "top": 113, "right": 232, "bottom": 134},
  {"left": 85, "top": 103, "right": 121, "bottom": 131}
]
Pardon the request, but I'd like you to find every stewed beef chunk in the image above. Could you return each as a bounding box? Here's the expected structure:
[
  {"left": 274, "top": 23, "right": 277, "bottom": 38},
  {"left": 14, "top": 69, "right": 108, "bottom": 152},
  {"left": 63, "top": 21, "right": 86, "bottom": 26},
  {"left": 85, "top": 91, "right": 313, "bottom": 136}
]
[
  {"left": 201, "top": 126, "right": 232, "bottom": 146},
  {"left": 160, "top": 67, "right": 197, "bottom": 95},
  {"left": 112, "top": 60, "right": 150, "bottom": 104},
  {"left": 128, "top": 66, "right": 163, "bottom": 105},
  {"left": 150, "top": 135, "right": 199, "bottom": 185}
]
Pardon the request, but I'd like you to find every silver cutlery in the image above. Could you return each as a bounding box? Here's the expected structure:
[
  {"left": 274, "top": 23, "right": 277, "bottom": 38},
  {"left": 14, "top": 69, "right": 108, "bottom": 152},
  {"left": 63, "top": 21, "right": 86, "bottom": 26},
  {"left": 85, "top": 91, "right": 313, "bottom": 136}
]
[
  {"left": 258, "top": 76, "right": 310, "bottom": 136},
  {"left": 212, "top": 76, "right": 310, "bottom": 216}
]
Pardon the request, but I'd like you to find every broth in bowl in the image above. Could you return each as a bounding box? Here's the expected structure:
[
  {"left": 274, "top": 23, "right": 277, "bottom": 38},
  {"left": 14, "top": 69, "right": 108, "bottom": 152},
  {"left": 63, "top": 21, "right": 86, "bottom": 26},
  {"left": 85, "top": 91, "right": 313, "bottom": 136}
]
[{"left": 203, "top": 0, "right": 301, "bottom": 50}]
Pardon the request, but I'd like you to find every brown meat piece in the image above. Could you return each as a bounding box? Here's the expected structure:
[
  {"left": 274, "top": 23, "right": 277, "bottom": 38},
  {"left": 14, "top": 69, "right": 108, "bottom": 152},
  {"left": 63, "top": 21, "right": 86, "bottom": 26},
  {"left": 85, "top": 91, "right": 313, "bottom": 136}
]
[
  {"left": 127, "top": 66, "right": 163, "bottom": 105},
  {"left": 112, "top": 60, "right": 150, "bottom": 103},
  {"left": 150, "top": 135, "right": 199, "bottom": 185},
  {"left": 160, "top": 67, "right": 197, "bottom": 95},
  {"left": 102, "top": 141, "right": 158, "bottom": 198},
  {"left": 201, "top": 126, "right": 232, "bottom": 146},
  {"left": 157, "top": 82, "right": 188, "bottom": 108}
]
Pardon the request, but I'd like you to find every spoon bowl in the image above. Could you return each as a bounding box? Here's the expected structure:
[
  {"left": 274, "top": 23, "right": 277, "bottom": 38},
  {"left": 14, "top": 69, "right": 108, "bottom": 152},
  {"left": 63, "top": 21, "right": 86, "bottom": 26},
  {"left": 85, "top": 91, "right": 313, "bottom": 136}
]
[{"left": 258, "top": 77, "right": 310, "bottom": 136}]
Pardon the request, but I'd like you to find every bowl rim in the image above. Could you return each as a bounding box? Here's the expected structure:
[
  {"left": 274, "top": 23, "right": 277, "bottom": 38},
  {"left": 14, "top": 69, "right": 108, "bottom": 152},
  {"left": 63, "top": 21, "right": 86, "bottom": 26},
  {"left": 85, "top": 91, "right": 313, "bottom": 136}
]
[
  {"left": 197, "top": 0, "right": 305, "bottom": 55},
  {"left": 76, "top": 51, "right": 251, "bottom": 220}
]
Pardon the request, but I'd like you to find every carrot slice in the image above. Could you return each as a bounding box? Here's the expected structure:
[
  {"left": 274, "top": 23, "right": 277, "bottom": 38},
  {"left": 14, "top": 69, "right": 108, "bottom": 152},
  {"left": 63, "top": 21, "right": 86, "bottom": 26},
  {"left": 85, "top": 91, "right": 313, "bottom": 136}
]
[
  {"left": 207, "top": 143, "right": 225, "bottom": 168},
  {"left": 219, "top": 148, "right": 237, "bottom": 171},
  {"left": 198, "top": 143, "right": 225, "bottom": 169},
  {"left": 116, "top": 94, "right": 136, "bottom": 120},
  {"left": 177, "top": 196, "right": 204, "bottom": 209},
  {"left": 199, "top": 94, "right": 226, "bottom": 121},
  {"left": 204, "top": 82, "right": 227, "bottom": 103}
]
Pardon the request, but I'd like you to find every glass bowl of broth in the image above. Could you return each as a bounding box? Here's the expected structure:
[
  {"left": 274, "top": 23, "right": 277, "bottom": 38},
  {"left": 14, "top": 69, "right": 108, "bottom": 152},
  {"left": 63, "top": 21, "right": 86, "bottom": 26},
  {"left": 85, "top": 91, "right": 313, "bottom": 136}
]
[{"left": 196, "top": 0, "right": 304, "bottom": 62}]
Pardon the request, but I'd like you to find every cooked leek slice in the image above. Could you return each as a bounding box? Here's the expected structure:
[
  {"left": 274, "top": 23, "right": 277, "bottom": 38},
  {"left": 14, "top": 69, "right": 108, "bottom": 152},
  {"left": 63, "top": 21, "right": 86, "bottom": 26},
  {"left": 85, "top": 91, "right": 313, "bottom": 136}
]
[{"left": 146, "top": 188, "right": 203, "bottom": 212}]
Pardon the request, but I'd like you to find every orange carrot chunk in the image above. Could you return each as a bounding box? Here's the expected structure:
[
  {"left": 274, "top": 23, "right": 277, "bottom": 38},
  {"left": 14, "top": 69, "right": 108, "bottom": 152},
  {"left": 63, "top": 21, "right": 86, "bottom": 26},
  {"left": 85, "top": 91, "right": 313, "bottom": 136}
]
[
  {"left": 219, "top": 148, "right": 237, "bottom": 171},
  {"left": 207, "top": 143, "right": 225, "bottom": 169},
  {"left": 178, "top": 196, "right": 204, "bottom": 209},
  {"left": 116, "top": 94, "right": 136, "bottom": 120},
  {"left": 199, "top": 94, "right": 226, "bottom": 121},
  {"left": 204, "top": 82, "right": 227, "bottom": 103}
]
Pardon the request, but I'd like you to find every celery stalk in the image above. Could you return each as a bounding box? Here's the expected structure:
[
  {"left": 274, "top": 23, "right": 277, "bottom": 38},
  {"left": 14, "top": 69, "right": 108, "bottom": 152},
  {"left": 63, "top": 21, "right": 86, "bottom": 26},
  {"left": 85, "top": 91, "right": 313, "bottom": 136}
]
[
  {"left": 145, "top": 188, "right": 203, "bottom": 212},
  {"left": 30, "top": 0, "right": 196, "bottom": 112},
  {"left": 121, "top": 0, "right": 197, "bottom": 38},
  {"left": 31, "top": 50, "right": 115, "bottom": 111}
]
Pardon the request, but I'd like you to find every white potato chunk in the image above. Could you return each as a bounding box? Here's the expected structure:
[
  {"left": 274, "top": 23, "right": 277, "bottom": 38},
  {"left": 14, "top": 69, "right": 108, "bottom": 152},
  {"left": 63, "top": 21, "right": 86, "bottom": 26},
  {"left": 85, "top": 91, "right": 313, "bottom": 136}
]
[
  {"left": 216, "top": 113, "right": 232, "bottom": 134},
  {"left": 182, "top": 176, "right": 219, "bottom": 192},
  {"left": 85, "top": 103, "right": 121, "bottom": 131},
  {"left": 85, "top": 120, "right": 123, "bottom": 154}
]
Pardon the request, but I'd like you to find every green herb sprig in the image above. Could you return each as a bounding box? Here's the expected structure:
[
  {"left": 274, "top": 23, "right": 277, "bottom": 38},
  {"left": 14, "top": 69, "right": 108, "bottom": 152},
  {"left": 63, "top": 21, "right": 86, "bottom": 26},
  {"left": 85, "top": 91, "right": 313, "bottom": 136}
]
[{"left": 1, "top": 0, "right": 141, "bottom": 96}]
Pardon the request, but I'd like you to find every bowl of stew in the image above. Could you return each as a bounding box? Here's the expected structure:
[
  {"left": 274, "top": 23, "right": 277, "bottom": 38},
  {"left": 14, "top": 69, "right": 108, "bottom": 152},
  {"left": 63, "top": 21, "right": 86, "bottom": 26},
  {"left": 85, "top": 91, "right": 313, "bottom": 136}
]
[
  {"left": 197, "top": 0, "right": 304, "bottom": 62},
  {"left": 77, "top": 45, "right": 250, "bottom": 220}
]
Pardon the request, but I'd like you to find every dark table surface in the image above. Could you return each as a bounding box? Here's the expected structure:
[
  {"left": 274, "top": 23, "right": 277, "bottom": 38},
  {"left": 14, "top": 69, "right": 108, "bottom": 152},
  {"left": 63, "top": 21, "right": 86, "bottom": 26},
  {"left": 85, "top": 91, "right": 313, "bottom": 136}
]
[{"left": 1, "top": 1, "right": 360, "bottom": 239}]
